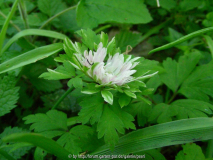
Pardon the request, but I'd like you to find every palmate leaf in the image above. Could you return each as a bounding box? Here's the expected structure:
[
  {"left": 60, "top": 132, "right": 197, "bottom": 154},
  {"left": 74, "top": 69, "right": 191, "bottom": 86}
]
[
  {"left": 23, "top": 110, "right": 95, "bottom": 154},
  {"left": 175, "top": 143, "right": 206, "bottom": 160},
  {"left": 0, "top": 127, "right": 31, "bottom": 160},
  {"left": 23, "top": 110, "right": 68, "bottom": 136},
  {"left": 179, "top": 61, "right": 213, "bottom": 102},
  {"left": 78, "top": 94, "right": 104, "bottom": 125},
  {"left": 149, "top": 99, "right": 213, "bottom": 124},
  {"left": 160, "top": 51, "right": 201, "bottom": 92},
  {"left": 0, "top": 75, "right": 19, "bottom": 117},
  {"left": 57, "top": 125, "right": 94, "bottom": 155},
  {"left": 97, "top": 102, "right": 135, "bottom": 150}
]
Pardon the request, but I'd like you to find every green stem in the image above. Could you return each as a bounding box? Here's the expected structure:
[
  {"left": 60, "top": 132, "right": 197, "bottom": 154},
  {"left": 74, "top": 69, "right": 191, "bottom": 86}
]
[
  {"left": 18, "top": 0, "right": 29, "bottom": 30},
  {"left": 206, "top": 139, "right": 213, "bottom": 158},
  {"left": 167, "top": 91, "right": 177, "bottom": 104},
  {"left": 52, "top": 87, "right": 74, "bottom": 110},
  {"left": 95, "top": 24, "right": 112, "bottom": 33},
  {"left": 39, "top": 5, "right": 77, "bottom": 30},
  {"left": 139, "top": 18, "right": 171, "bottom": 42},
  {"left": 0, "top": 11, "right": 21, "bottom": 32},
  {"left": 0, "top": 0, "right": 19, "bottom": 55},
  {"left": 0, "top": 149, "right": 16, "bottom": 160}
]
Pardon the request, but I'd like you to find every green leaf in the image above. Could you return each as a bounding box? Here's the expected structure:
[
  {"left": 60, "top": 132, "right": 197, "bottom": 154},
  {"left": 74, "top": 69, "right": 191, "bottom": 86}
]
[
  {"left": 38, "top": 0, "right": 66, "bottom": 16},
  {"left": 101, "top": 90, "right": 113, "bottom": 105},
  {"left": 203, "top": 35, "right": 213, "bottom": 58},
  {"left": 124, "top": 101, "right": 152, "bottom": 127},
  {"left": 0, "top": 127, "right": 31, "bottom": 160},
  {"left": 149, "top": 99, "right": 213, "bottom": 124},
  {"left": 97, "top": 104, "right": 125, "bottom": 150},
  {"left": 23, "top": 110, "right": 68, "bottom": 135},
  {"left": 2, "top": 133, "right": 71, "bottom": 160},
  {"left": 81, "top": 83, "right": 101, "bottom": 94},
  {"left": 0, "top": 43, "right": 63, "bottom": 74},
  {"left": 1, "top": 29, "right": 68, "bottom": 54},
  {"left": 160, "top": 51, "right": 201, "bottom": 92},
  {"left": 76, "top": 0, "right": 152, "bottom": 28},
  {"left": 68, "top": 77, "right": 83, "bottom": 89},
  {"left": 30, "top": 78, "right": 62, "bottom": 92},
  {"left": 115, "top": 31, "right": 142, "bottom": 52},
  {"left": 57, "top": 125, "right": 93, "bottom": 155},
  {"left": 0, "top": 0, "right": 19, "bottom": 54},
  {"left": 0, "top": 75, "right": 19, "bottom": 117},
  {"left": 76, "top": 29, "right": 100, "bottom": 50},
  {"left": 124, "top": 90, "right": 136, "bottom": 99},
  {"left": 40, "top": 61, "right": 75, "bottom": 80},
  {"left": 118, "top": 93, "right": 131, "bottom": 108},
  {"left": 78, "top": 94, "right": 103, "bottom": 124},
  {"left": 175, "top": 143, "right": 205, "bottom": 160},
  {"left": 160, "top": 0, "right": 176, "bottom": 10},
  {"left": 203, "top": 12, "right": 213, "bottom": 27},
  {"left": 149, "top": 27, "right": 213, "bottom": 54},
  {"left": 97, "top": 102, "right": 135, "bottom": 149},
  {"left": 92, "top": 118, "right": 213, "bottom": 155},
  {"left": 179, "top": 61, "right": 213, "bottom": 102},
  {"left": 180, "top": 0, "right": 201, "bottom": 11}
]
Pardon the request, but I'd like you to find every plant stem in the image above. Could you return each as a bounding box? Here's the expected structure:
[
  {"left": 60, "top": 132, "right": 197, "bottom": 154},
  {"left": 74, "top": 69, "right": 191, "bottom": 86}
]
[
  {"left": 0, "top": 11, "right": 21, "bottom": 32},
  {"left": 0, "top": 0, "right": 19, "bottom": 55},
  {"left": 167, "top": 91, "right": 177, "bottom": 104},
  {"left": 95, "top": 24, "right": 112, "bottom": 33},
  {"left": 52, "top": 87, "right": 74, "bottom": 110},
  {"left": 39, "top": 5, "right": 77, "bottom": 30},
  {"left": 206, "top": 139, "right": 213, "bottom": 158}
]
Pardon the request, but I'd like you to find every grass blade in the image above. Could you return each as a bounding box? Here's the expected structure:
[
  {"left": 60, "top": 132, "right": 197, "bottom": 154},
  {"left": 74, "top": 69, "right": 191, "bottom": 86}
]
[
  {"left": 149, "top": 27, "right": 213, "bottom": 54},
  {"left": 92, "top": 118, "right": 213, "bottom": 155},
  {"left": 2, "top": 133, "right": 71, "bottom": 160},
  {"left": 1, "top": 29, "right": 68, "bottom": 54},
  {"left": 0, "top": 43, "right": 63, "bottom": 74},
  {"left": 0, "top": 0, "right": 19, "bottom": 55}
]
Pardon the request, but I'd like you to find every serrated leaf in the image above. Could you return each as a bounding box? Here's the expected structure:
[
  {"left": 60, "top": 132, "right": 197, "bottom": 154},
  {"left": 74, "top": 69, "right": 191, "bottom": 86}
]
[
  {"left": 0, "top": 75, "right": 19, "bottom": 117},
  {"left": 78, "top": 94, "right": 103, "bottom": 124},
  {"left": 68, "top": 77, "right": 83, "bottom": 89},
  {"left": 124, "top": 101, "right": 152, "bottom": 127},
  {"left": 101, "top": 90, "right": 113, "bottom": 105},
  {"left": 57, "top": 125, "right": 94, "bottom": 155},
  {"left": 23, "top": 110, "right": 68, "bottom": 134},
  {"left": 76, "top": 0, "right": 152, "bottom": 28},
  {"left": 97, "top": 104, "right": 125, "bottom": 149},
  {"left": 179, "top": 61, "right": 213, "bottom": 102},
  {"left": 160, "top": 51, "right": 201, "bottom": 92},
  {"left": 76, "top": 29, "right": 100, "bottom": 50},
  {"left": 175, "top": 143, "right": 205, "bottom": 160},
  {"left": 0, "top": 127, "right": 31, "bottom": 160},
  {"left": 149, "top": 99, "right": 213, "bottom": 124},
  {"left": 40, "top": 61, "right": 75, "bottom": 80}
]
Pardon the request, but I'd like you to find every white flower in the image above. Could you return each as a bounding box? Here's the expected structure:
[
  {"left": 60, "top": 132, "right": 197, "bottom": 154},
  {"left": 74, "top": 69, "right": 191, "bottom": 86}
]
[{"left": 74, "top": 42, "right": 149, "bottom": 86}]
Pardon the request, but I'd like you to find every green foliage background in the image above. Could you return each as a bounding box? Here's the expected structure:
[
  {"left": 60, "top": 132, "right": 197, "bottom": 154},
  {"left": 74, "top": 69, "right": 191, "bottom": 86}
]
[{"left": 1, "top": 0, "right": 213, "bottom": 159}]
